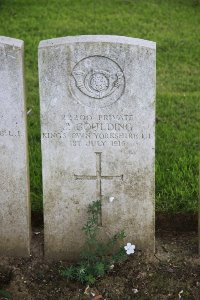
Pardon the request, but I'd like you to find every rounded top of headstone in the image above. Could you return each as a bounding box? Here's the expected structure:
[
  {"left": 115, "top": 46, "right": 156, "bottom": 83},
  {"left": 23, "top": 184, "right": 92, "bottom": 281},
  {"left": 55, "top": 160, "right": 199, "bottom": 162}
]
[
  {"left": 0, "top": 36, "right": 23, "bottom": 48},
  {"left": 39, "top": 35, "right": 156, "bottom": 49}
]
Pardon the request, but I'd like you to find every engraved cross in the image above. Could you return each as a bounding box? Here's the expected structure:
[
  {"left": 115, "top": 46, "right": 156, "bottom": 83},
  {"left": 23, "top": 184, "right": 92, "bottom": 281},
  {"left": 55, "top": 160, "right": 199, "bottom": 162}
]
[{"left": 74, "top": 152, "right": 123, "bottom": 225}]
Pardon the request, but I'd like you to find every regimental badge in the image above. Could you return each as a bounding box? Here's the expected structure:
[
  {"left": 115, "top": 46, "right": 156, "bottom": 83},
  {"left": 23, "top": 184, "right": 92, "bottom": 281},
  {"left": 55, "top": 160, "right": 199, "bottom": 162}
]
[{"left": 70, "top": 56, "right": 125, "bottom": 108}]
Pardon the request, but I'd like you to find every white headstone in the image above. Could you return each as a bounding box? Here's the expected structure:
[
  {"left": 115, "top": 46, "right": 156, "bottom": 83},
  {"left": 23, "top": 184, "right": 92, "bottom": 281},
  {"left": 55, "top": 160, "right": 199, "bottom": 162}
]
[
  {"left": 39, "top": 35, "right": 156, "bottom": 259},
  {"left": 0, "top": 37, "right": 30, "bottom": 256}
]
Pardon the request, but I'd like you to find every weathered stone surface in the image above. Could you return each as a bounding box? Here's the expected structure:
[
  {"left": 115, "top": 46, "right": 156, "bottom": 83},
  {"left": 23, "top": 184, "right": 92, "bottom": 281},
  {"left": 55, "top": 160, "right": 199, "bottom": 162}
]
[
  {"left": 39, "top": 35, "right": 156, "bottom": 259},
  {"left": 0, "top": 37, "right": 30, "bottom": 256}
]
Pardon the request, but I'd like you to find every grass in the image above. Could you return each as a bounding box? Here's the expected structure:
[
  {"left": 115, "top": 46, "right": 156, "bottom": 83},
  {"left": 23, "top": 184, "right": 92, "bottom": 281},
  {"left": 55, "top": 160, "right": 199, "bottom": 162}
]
[{"left": 0, "top": 0, "right": 199, "bottom": 213}]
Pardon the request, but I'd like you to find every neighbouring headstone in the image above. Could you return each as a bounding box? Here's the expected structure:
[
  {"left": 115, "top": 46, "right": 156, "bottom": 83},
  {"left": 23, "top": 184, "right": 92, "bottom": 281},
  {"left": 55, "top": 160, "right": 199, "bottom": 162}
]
[
  {"left": 0, "top": 37, "right": 30, "bottom": 256},
  {"left": 39, "top": 35, "right": 156, "bottom": 259}
]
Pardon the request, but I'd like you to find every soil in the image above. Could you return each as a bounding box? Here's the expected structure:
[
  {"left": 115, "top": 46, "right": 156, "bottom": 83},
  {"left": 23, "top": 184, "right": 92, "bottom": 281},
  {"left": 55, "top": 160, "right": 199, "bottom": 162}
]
[{"left": 0, "top": 216, "right": 200, "bottom": 300}]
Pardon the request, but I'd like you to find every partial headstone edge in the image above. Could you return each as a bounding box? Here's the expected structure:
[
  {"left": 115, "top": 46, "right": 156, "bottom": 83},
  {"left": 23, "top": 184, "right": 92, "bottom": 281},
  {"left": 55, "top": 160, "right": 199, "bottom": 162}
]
[{"left": 0, "top": 36, "right": 24, "bottom": 48}]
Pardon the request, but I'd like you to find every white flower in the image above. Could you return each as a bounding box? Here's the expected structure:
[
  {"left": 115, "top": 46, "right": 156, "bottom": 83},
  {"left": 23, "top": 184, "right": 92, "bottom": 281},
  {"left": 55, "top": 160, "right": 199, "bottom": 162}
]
[
  {"left": 124, "top": 243, "right": 135, "bottom": 255},
  {"left": 178, "top": 290, "right": 183, "bottom": 299},
  {"left": 109, "top": 196, "right": 115, "bottom": 203}
]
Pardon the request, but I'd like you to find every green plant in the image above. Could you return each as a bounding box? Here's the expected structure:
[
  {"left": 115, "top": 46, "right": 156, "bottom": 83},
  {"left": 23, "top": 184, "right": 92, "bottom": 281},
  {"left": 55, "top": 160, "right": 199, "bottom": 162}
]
[
  {"left": 61, "top": 200, "right": 128, "bottom": 285},
  {"left": 0, "top": 289, "right": 12, "bottom": 299}
]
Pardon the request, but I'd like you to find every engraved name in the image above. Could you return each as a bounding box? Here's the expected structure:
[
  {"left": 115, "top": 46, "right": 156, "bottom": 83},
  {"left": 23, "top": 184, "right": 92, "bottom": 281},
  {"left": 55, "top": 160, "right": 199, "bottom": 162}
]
[{"left": 42, "top": 113, "right": 152, "bottom": 147}]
